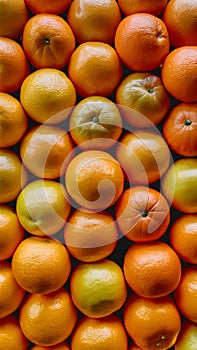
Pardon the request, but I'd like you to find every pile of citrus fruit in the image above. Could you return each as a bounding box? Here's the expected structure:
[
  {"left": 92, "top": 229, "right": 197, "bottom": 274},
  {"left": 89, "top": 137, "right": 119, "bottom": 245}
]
[{"left": 0, "top": 0, "right": 197, "bottom": 349}]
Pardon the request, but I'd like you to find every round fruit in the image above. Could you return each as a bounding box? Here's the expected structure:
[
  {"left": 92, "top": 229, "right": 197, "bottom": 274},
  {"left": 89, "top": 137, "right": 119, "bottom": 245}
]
[
  {"left": 175, "top": 321, "right": 197, "bottom": 350},
  {"left": 24, "top": 0, "right": 72, "bottom": 14},
  {"left": 31, "top": 344, "right": 70, "bottom": 350},
  {"left": 0, "top": 0, "right": 28, "bottom": 40},
  {"left": 118, "top": 0, "right": 168, "bottom": 16},
  {"left": 0, "top": 315, "right": 28, "bottom": 350}
]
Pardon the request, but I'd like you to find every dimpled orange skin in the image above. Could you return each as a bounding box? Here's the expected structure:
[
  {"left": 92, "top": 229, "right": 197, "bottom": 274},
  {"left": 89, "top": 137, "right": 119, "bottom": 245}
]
[
  {"left": 31, "top": 343, "right": 70, "bottom": 350},
  {"left": 0, "top": 0, "right": 28, "bottom": 40},
  {"left": 24, "top": 0, "right": 72, "bottom": 14},
  {"left": 0, "top": 315, "right": 28, "bottom": 350},
  {"left": 118, "top": 0, "right": 168, "bottom": 16}
]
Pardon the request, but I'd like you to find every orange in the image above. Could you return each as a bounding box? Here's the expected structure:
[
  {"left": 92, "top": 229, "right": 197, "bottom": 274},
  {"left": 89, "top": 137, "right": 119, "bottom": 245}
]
[
  {"left": 115, "top": 130, "right": 171, "bottom": 185},
  {"left": 24, "top": 0, "right": 72, "bottom": 14},
  {"left": 64, "top": 209, "right": 118, "bottom": 262},
  {"left": 0, "top": 261, "right": 25, "bottom": 319},
  {"left": 170, "top": 214, "right": 197, "bottom": 265},
  {"left": 115, "top": 186, "right": 170, "bottom": 242},
  {"left": 71, "top": 315, "right": 128, "bottom": 350},
  {"left": 31, "top": 344, "right": 70, "bottom": 350},
  {"left": 162, "top": 158, "right": 197, "bottom": 213},
  {"left": 20, "top": 124, "right": 74, "bottom": 179},
  {"left": 115, "top": 13, "right": 170, "bottom": 71},
  {"left": 116, "top": 72, "right": 170, "bottom": 128},
  {"left": 0, "top": 204, "right": 24, "bottom": 261},
  {"left": 123, "top": 241, "right": 181, "bottom": 298},
  {"left": 16, "top": 180, "right": 71, "bottom": 236},
  {"left": 68, "top": 42, "right": 122, "bottom": 97},
  {"left": 12, "top": 236, "right": 71, "bottom": 294},
  {"left": 174, "top": 267, "right": 197, "bottom": 323},
  {"left": 67, "top": 0, "right": 121, "bottom": 44},
  {"left": 69, "top": 96, "right": 122, "bottom": 150},
  {"left": 175, "top": 321, "right": 197, "bottom": 350},
  {"left": 19, "top": 288, "right": 77, "bottom": 346},
  {"left": 0, "top": 315, "right": 28, "bottom": 350},
  {"left": 163, "top": 103, "right": 197, "bottom": 157},
  {"left": 20, "top": 68, "right": 76, "bottom": 124},
  {"left": 129, "top": 345, "right": 142, "bottom": 350},
  {"left": 0, "top": 149, "right": 28, "bottom": 204},
  {"left": 22, "top": 14, "right": 75, "bottom": 69},
  {"left": 117, "top": 0, "right": 168, "bottom": 16},
  {"left": 70, "top": 259, "right": 127, "bottom": 318},
  {"left": 162, "top": 0, "right": 197, "bottom": 47},
  {"left": 161, "top": 46, "right": 197, "bottom": 103},
  {"left": 65, "top": 150, "right": 124, "bottom": 211},
  {"left": 0, "top": 92, "right": 28, "bottom": 148},
  {"left": 0, "top": 0, "right": 28, "bottom": 40},
  {"left": 123, "top": 294, "right": 181, "bottom": 350},
  {"left": 0, "top": 37, "right": 29, "bottom": 93}
]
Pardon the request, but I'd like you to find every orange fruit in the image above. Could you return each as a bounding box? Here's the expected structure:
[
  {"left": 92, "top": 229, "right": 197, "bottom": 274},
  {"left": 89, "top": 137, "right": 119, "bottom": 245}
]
[
  {"left": 129, "top": 345, "right": 142, "bottom": 350},
  {"left": 65, "top": 150, "right": 124, "bottom": 211},
  {"left": 116, "top": 72, "right": 170, "bottom": 128},
  {"left": 162, "top": 0, "right": 197, "bottom": 47},
  {"left": 0, "top": 0, "right": 28, "bottom": 40},
  {"left": 20, "top": 68, "right": 76, "bottom": 124},
  {"left": 115, "top": 130, "right": 171, "bottom": 184},
  {"left": 175, "top": 320, "right": 197, "bottom": 350},
  {"left": 115, "top": 186, "right": 170, "bottom": 242},
  {"left": 0, "top": 204, "right": 24, "bottom": 261},
  {"left": 64, "top": 209, "right": 118, "bottom": 262},
  {"left": 69, "top": 96, "right": 122, "bottom": 150},
  {"left": 115, "top": 13, "right": 170, "bottom": 71},
  {"left": 174, "top": 267, "right": 197, "bottom": 323},
  {"left": 24, "top": 0, "right": 72, "bottom": 14},
  {"left": 123, "top": 294, "right": 181, "bottom": 350},
  {"left": 71, "top": 315, "right": 128, "bottom": 350},
  {"left": 19, "top": 288, "right": 77, "bottom": 346},
  {"left": 0, "top": 37, "right": 29, "bottom": 93},
  {"left": 22, "top": 14, "right": 75, "bottom": 69},
  {"left": 0, "top": 261, "right": 25, "bottom": 319},
  {"left": 16, "top": 180, "right": 71, "bottom": 236},
  {"left": 0, "top": 92, "right": 28, "bottom": 148},
  {"left": 170, "top": 214, "right": 197, "bottom": 265},
  {"left": 68, "top": 42, "right": 122, "bottom": 97},
  {"left": 20, "top": 124, "right": 74, "bottom": 179},
  {"left": 117, "top": 0, "right": 168, "bottom": 16},
  {"left": 67, "top": 0, "right": 121, "bottom": 44},
  {"left": 0, "top": 315, "right": 28, "bottom": 350},
  {"left": 123, "top": 241, "right": 181, "bottom": 298},
  {"left": 70, "top": 259, "right": 127, "bottom": 318},
  {"left": 162, "top": 158, "right": 197, "bottom": 213},
  {"left": 0, "top": 149, "right": 28, "bottom": 204},
  {"left": 163, "top": 103, "right": 197, "bottom": 157},
  {"left": 31, "top": 344, "right": 70, "bottom": 350},
  {"left": 12, "top": 236, "right": 71, "bottom": 294},
  {"left": 161, "top": 46, "right": 197, "bottom": 103}
]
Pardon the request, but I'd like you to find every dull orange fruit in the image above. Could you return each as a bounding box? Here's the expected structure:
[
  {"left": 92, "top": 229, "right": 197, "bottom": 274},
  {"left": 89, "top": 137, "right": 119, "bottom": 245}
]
[
  {"left": 0, "top": 0, "right": 28, "bottom": 40},
  {"left": 0, "top": 315, "right": 28, "bottom": 350},
  {"left": 24, "top": 0, "right": 72, "bottom": 14},
  {"left": 118, "top": 0, "right": 168, "bottom": 16}
]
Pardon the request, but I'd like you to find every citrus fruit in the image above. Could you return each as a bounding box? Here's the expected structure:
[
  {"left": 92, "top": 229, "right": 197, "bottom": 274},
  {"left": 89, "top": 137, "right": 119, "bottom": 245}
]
[
  {"left": 22, "top": 14, "right": 75, "bottom": 69},
  {"left": 0, "top": 149, "right": 28, "bottom": 204},
  {"left": 19, "top": 288, "right": 77, "bottom": 346},
  {"left": 116, "top": 72, "right": 170, "bottom": 127},
  {"left": 16, "top": 180, "right": 71, "bottom": 236},
  {"left": 0, "top": 37, "right": 29, "bottom": 93},
  {"left": 67, "top": 0, "right": 121, "bottom": 44},
  {"left": 123, "top": 294, "right": 181, "bottom": 350},
  {"left": 161, "top": 46, "right": 197, "bottom": 103},
  {"left": 163, "top": 103, "right": 197, "bottom": 157},
  {"left": 123, "top": 241, "right": 181, "bottom": 298},
  {"left": 20, "top": 124, "right": 74, "bottom": 179},
  {"left": 162, "top": 158, "right": 197, "bottom": 213},
  {"left": 68, "top": 42, "right": 122, "bottom": 97},
  {"left": 117, "top": 0, "right": 168, "bottom": 16},
  {"left": 70, "top": 259, "right": 127, "bottom": 318},
  {"left": 12, "top": 236, "right": 71, "bottom": 294},
  {"left": 69, "top": 96, "right": 122, "bottom": 150},
  {"left": 0, "top": 0, "right": 28, "bottom": 40},
  {"left": 64, "top": 209, "right": 118, "bottom": 262},
  {"left": 65, "top": 150, "right": 124, "bottom": 211},
  {"left": 175, "top": 321, "right": 197, "bottom": 350},
  {"left": 115, "top": 13, "right": 170, "bottom": 71},
  {"left": 0, "top": 204, "right": 24, "bottom": 261},
  {"left": 129, "top": 345, "right": 142, "bottom": 350},
  {"left": 0, "top": 315, "right": 28, "bottom": 350},
  {"left": 115, "top": 186, "right": 170, "bottom": 242},
  {"left": 31, "top": 344, "right": 70, "bottom": 350},
  {"left": 170, "top": 214, "right": 197, "bottom": 265},
  {"left": 0, "top": 261, "right": 25, "bottom": 319},
  {"left": 162, "top": 0, "right": 197, "bottom": 47},
  {"left": 71, "top": 315, "right": 128, "bottom": 350},
  {"left": 20, "top": 68, "right": 76, "bottom": 124},
  {"left": 115, "top": 130, "right": 171, "bottom": 184},
  {"left": 24, "top": 0, "right": 72, "bottom": 14},
  {"left": 174, "top": 267, "right": 197, "bottom": 323}
]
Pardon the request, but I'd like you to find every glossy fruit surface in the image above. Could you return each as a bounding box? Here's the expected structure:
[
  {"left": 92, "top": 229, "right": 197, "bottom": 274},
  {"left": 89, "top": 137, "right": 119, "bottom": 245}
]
[{"left": 0, "top": 315, "right": 28, "bottom": 350}]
